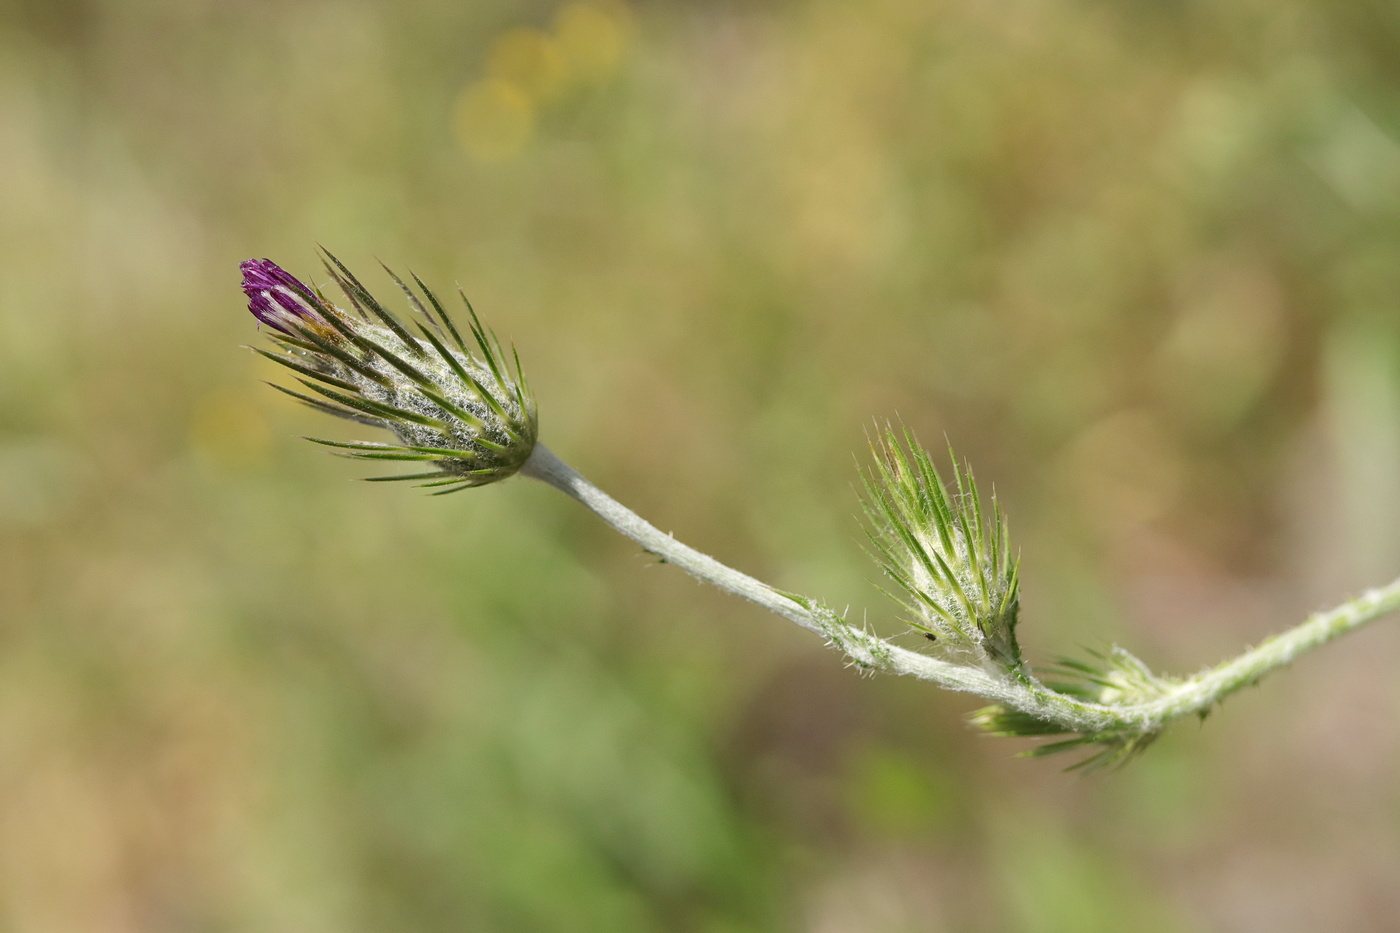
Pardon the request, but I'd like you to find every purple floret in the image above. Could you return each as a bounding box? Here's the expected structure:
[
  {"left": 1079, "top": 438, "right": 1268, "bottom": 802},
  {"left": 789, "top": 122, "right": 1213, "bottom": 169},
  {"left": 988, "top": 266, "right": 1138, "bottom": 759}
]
[{"left": 241, "top": 258, "right": 323, "bottom": 334}]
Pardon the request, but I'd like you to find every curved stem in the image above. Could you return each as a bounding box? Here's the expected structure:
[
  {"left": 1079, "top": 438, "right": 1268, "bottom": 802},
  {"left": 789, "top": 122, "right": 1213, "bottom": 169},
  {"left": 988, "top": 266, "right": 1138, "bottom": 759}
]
[
  {"left": 520, "top": 444, "right": 821, "bottom": 633},
  {"left": 521, "top": 443, "right": 1400, "bottom": 739},
  {"left": 1125, "top": 578, "right": 1400, "bottom": 726}
]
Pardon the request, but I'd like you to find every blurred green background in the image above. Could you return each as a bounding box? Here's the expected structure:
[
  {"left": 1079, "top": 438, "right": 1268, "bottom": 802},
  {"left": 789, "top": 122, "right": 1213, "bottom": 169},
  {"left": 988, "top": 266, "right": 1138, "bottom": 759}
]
[{"left": 3, "top": 0, "right": 1400, "bottom": 929}]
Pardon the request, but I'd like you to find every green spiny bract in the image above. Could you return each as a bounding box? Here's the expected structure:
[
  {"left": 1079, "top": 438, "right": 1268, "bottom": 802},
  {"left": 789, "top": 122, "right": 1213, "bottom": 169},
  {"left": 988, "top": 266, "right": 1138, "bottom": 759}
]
[
  {"left": 969, "top": 704, "right": 1163, "bottom": 772},
  {"left": 1044, "top": 645, "right": 1177, "bottom": 709},
  {"left": 241, "top": 252, "right": 537, "bottom": 493},
  {"left": 862, "top": 426, "right": 1022, "bottom": 670},
  {"left": 973, "top": 646, "right": 1178, "bottom": 770}
]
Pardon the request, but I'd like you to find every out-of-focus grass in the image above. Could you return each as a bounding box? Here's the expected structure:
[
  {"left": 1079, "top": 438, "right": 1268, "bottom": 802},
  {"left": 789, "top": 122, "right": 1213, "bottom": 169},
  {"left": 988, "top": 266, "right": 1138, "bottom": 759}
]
[{"left": 2, "top": 0, "right": 1400, "bottom": 929}]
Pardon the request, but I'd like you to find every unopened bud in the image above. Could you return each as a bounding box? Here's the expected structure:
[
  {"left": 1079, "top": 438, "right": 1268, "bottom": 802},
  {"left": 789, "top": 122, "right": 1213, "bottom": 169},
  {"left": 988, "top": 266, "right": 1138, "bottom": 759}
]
[
  {"left": 862, "top": 427, "right": 1021, "bottom": 668},
  {"left": 240, "top": 253, "right": 537, "bottom": 492}
]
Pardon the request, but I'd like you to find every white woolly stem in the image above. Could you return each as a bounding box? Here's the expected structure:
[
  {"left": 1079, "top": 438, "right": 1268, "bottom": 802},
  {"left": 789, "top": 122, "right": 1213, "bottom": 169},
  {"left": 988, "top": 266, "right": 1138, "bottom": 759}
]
[
  {"left": 521, "top": 443, "right": 1400, "bottom": 739},
  {"left": 520, "top": 444, "right": 823, "bottom": 634},
  {"left": 1124, "top": 578, "right": 1400, "bottom": 725}
]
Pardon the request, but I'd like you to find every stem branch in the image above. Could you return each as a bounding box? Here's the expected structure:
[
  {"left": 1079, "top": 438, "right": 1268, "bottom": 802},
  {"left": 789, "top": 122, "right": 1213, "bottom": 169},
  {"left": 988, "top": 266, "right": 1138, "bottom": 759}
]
[
  {"left": 1129, "top": 577, "right": 1400, "bottom": 726},
  {"left": 522, "top": 444, "right": 1400, "bottom": 740}
]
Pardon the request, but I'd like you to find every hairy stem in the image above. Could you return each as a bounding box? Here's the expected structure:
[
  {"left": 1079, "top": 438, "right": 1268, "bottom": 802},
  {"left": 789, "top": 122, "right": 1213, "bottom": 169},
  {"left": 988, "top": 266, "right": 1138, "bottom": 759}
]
[
  {"left": 521, "top": 443, "right": 1400, "bottom": 740},
  {"left": 1127, "top": 578, "right": 1400, "bottom": 726},
  {"left": 520, "top": 444, "right": 822, "bottom": 633}
]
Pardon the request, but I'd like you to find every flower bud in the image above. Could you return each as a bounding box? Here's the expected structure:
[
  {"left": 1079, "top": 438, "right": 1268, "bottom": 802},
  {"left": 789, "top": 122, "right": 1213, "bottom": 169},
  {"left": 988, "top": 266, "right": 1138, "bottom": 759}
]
[
  {"left": 241, "top": 253, "right": 537, "bottom": 492},
  {"left": 862, "top": 427, "right": 1022, "bottom": 668}
]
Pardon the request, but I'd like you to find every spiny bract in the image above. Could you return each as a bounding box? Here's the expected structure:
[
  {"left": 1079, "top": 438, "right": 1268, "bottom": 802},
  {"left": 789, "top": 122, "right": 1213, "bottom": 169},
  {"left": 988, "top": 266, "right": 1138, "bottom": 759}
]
[
  {"left": 241, "top": 252, "right": 537, "bottom": 493},
  {"left": 861, "top": 427, "right": 1022, "bottom": 669}
]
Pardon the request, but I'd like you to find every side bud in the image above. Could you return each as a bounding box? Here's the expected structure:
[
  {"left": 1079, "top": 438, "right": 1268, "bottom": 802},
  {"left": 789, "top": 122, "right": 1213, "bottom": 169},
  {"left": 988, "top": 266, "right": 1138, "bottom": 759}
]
[
  {"left": 861, "top": 427, "right": 1022, "bottom": 669},
  {"left": 240, "top": 252, "right": 537, "bottom": 492}
]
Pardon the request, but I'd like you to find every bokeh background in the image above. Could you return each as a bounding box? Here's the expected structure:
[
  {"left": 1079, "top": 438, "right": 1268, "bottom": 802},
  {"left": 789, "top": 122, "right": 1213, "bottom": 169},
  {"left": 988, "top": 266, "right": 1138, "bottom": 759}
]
[{"left": 3, "top": 0, "right": 1400, "bottom": 929}]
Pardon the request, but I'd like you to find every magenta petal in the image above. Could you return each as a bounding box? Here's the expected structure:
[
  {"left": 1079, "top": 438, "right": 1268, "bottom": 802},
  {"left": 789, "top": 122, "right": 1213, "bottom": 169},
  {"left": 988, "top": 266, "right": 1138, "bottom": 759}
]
[{"left": 240, "top": 258, "right": 322, "bottom": 334}]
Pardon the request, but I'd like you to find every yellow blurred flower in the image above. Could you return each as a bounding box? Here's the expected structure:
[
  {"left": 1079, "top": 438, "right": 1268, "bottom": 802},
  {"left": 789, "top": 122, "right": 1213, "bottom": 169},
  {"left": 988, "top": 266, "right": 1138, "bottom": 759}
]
[
  {"left": 455, "top": 78, "right": 535, "bottom": 162},
  {"left": 555, "top": 1, "right": 631, "bottom": 82},
  {"left": 489, "top": 27, "right": 571, "bottom": 102}
]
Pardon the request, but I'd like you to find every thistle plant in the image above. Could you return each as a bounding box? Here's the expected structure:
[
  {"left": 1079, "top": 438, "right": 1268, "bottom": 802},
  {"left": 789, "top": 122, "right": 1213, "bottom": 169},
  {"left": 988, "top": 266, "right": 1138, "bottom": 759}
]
[{"left": 241, "top": 254, "right": 1400, "bottom": 769}]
